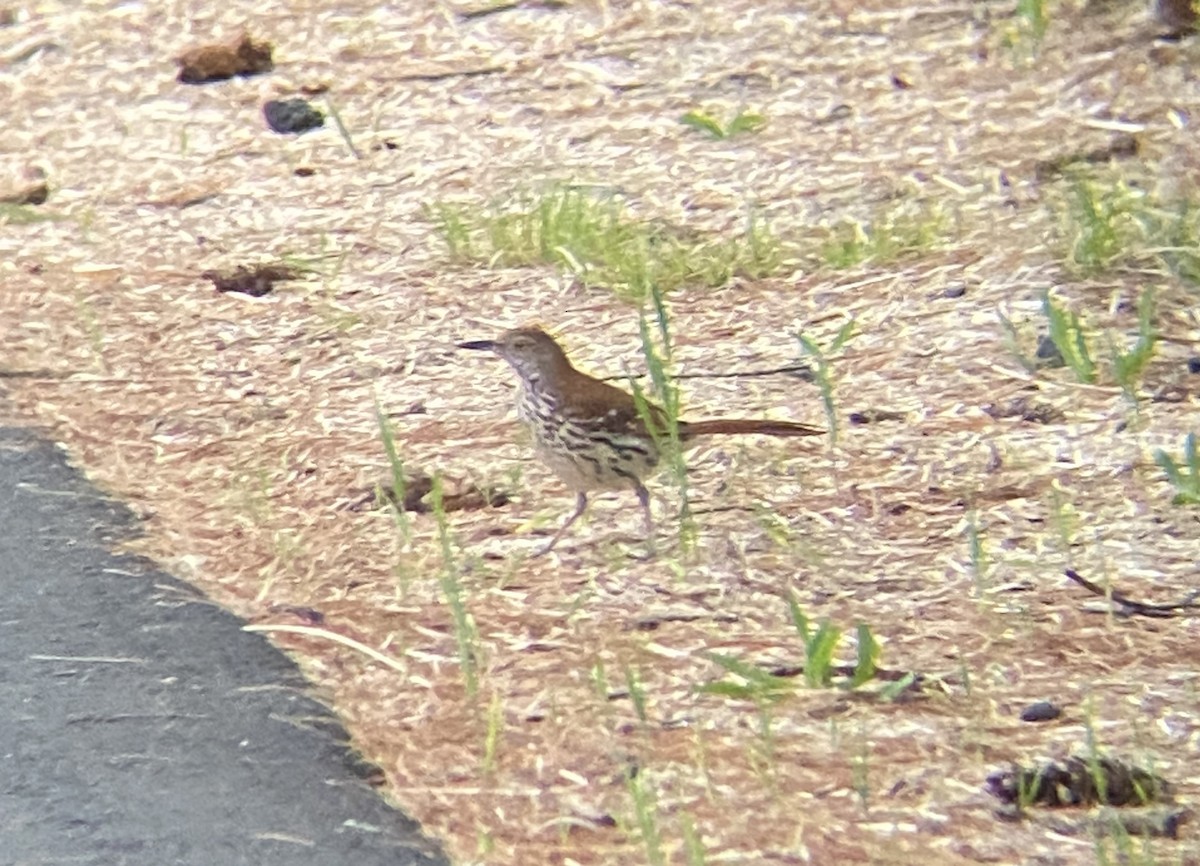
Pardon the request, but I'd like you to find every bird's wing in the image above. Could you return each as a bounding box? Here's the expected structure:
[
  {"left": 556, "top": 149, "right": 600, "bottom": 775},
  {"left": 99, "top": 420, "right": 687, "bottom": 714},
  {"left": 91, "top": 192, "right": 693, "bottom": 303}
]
[{"left": 559, "top": 376, "right": 668, "bottom": 438}]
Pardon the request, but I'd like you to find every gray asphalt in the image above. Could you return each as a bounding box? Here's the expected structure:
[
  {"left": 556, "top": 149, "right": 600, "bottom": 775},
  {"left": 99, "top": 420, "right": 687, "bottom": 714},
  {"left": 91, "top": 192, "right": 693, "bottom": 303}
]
[{"left": 0, "top": 425, "right": 449, "bottom": 866}]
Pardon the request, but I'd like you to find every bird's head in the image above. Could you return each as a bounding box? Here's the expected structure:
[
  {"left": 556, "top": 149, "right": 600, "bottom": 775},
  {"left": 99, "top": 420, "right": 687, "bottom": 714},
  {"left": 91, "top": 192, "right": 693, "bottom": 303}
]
[{"left": 457, "top": 327, "right": 572, "bottom": 383}]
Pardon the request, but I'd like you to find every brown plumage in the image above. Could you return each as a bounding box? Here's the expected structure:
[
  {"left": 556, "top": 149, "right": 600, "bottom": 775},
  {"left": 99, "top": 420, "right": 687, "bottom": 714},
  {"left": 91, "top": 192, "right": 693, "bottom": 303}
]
[{"left": 458, "top": 326, "right": 823, "bottom": 553}]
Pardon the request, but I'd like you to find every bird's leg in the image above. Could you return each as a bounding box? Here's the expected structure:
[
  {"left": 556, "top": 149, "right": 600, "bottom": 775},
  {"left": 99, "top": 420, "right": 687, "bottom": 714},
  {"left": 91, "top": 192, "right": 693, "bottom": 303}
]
[{"left": 537, "top": 491, "right": 589, "bottom": 556}]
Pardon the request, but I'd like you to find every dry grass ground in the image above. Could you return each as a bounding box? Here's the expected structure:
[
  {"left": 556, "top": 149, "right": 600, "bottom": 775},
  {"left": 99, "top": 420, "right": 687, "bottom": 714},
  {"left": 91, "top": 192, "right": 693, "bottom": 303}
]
[{"left": 2, "top": 1, "right": 1199, "bottom": 864}]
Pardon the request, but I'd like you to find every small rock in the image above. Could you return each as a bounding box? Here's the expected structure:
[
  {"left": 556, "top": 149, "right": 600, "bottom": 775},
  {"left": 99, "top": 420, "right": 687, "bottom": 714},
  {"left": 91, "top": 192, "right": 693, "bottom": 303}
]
[
  {"left": 1035, "top": 333, "right": 1065, "bottom": 368},
  {"left": 202, "top": 263, "right": 300, "bottom": 297},
  {"left": 0, "top": 165, "right": 48, "bottom": 205},
  {"left": 263, "top": 98, "right": 325, "bottom": 135},
  {"left": 1153, "top": 0, "right": 1197, "bottom": 37},
  {"left": 177, "top": 32, "right": 274, "bottom": 84},
  {"left": 1187, "top": 356, "right": 1200, "bottom": 374},
  {"left": 1019, "top": 700, "right": 1062, "bottom": 722},
  {"left": 848, "top": 409, "right": 906, "bottom": 425}
]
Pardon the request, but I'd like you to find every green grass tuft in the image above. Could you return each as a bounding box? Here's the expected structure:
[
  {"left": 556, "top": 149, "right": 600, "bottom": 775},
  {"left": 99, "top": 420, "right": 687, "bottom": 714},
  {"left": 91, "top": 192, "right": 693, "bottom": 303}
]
[
  {"left": 1063, "top": 178, "right": 1142, "bottom": 273},
  {"left": 788, "top": 597, "right": 843, "bottom": 688},
  {"left": 625, "top": 768, "right": 666, "bottom": 866},
  {"left": 624, "top": 664, "right": 649, "bottom": 725},
  {"left": 1155, "top": 433, "right": 1200, "bottom": 506},
  {"left": 1051, "top": 172, "right": 1200, "bottom": 286},
  {"left": 629, "top": 284, "right": 698, "bottom": 553},
  {"left": 427, "top": 185, "right": 783, "bottom": 300},
  {"left": 679, "top": 108, "right": 766, "bottom": 140},
  {"left": 818, "top": 201, "right": 947, "bottom": 268},
  {"left": 1109, "top": 288, "right": 1159, "bottom": 401},
  {"left": 429, "top": 475, "right": 481, "bottom": 697},
  {"left": 701, "top": 594, "right": 895, "bottom": 699},
  {"left": 1154, "top": 200, "right": 1200, "bottom": 286},
  {"left": 796, "top": 319, "right": 855, "bottom": 445},
  {"left": 1040, "top": 290, "right": 1096, "bottom": 384}
]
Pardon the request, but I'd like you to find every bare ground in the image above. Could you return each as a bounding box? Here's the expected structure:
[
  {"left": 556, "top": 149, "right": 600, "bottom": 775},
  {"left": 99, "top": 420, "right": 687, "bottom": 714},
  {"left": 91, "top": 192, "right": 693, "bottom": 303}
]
[{"left": 2, "top": 1, "right": 1199, "bottom": 864}]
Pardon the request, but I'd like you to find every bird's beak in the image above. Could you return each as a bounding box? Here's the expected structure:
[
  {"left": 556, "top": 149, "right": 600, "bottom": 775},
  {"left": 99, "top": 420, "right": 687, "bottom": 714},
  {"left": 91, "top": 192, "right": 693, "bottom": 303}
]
[{"left": 457, "top": 339, "right": 498, "bottom": 352}]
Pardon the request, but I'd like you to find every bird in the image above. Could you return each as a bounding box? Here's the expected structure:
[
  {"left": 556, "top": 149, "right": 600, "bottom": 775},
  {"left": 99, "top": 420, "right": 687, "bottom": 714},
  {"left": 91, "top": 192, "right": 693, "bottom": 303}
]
[{"left": 457, "top": 326, "right": 823, "bottom": 554}]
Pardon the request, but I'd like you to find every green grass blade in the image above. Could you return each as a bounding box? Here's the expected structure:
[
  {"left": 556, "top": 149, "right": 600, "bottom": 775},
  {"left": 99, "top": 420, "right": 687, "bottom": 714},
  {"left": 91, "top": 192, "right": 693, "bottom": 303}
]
[
  {"left": 696, "top": 681, "right": 765, "bottom": 700},
  {"left": 804, "top": 620, "right": 841, "bottom": 688},
  {"left": 703, "top": 651, "right": 781, "bottom": 687},
  {"left": 1041, "top": 290, "right": 1096, "bottom": 383},
  {"left": 1155, "top": 450, "right": 1184, "bottom": 487},
  {"left": 726, "top": 111, "right": 766, "bottom": 136},
  {"left": 830, "top": 318, "right": 857, "bottom": 352},
  {"left": 879, "top": 671, "right": 917, "bottom": 701},
  {"left": 850, "top": 624, "right": 879, "bottom": 688},
  {"left": 787, "top": 592, "right": 811, "bottom": 643},
  {"left": 679, "top": 110, "right": 726, "bottom": 139}
]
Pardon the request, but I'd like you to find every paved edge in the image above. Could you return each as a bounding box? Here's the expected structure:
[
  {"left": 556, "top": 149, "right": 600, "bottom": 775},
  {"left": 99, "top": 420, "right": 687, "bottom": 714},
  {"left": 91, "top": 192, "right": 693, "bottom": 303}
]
[{"left": 0, "top": 425, "right": 450, "bottom": 866}]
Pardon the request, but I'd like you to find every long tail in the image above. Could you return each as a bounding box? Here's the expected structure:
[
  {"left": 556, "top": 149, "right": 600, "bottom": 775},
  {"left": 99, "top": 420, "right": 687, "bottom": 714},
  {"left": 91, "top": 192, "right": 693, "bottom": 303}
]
[{"left": 680, "top": 418, "right": 825, "bottom": 439}]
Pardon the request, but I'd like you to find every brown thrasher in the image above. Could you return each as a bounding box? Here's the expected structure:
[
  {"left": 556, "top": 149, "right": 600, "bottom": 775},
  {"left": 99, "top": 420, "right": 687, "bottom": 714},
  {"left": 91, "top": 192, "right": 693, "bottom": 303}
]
[{"left": 458, "top": 327, "right": 824, "bottom": 553}]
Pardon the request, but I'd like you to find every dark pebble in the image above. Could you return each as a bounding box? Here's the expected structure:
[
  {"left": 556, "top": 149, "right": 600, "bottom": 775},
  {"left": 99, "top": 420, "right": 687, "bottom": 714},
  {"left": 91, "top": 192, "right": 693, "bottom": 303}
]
[
  {"left": 264, "top": 98, "right": 325, "bottom": 135},
  {"left": 1020, "top": 700, "right": 1062, "bottom": 722},
  {"left": 1035, "top": 334, "right": 1065, "bottom": 367}
]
